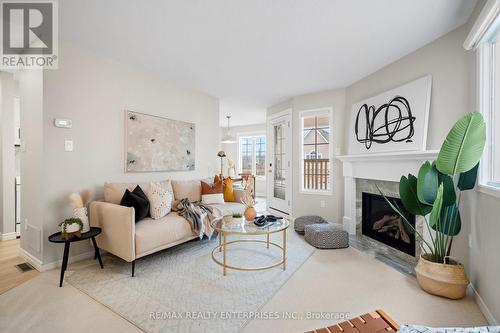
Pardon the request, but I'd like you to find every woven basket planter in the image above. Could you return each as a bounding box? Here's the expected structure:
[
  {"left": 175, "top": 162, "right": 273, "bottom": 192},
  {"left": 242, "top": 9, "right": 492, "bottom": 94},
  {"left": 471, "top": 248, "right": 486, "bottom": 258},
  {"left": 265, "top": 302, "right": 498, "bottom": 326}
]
[{"left": 415, "top": 254, "right": 469, "bottom": 299}]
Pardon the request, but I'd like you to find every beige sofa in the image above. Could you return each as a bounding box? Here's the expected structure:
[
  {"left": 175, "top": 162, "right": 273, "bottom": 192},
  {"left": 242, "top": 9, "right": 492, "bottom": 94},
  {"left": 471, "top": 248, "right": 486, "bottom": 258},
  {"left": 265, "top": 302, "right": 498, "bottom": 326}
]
[{"left": 89, "top": 179, "right": 245, "bottom": 276}]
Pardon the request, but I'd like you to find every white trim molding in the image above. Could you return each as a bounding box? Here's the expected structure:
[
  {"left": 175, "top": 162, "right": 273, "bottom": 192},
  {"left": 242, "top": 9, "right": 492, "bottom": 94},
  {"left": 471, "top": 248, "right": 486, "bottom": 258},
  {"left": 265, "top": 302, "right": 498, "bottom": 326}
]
[
  {"left": 19, "top": 247, "right": 44, "bottom": 272},
  {"left": 336, "top": 150, "right": 439, "bottom": 234},
  {"left": 19, "top": 247, "right": 97, "bottom": 272},
  {"left": 0, "top": 232, "right": 17, "bottom": 241},
  {"left": 464, "top": 0, "right": 500, "bottom": 50},
  {"left": 477, "top": 183, "right": 500, "bottom": 199},
  {"left": 468, "top": 284, "right": 499, "bottom": 325}
]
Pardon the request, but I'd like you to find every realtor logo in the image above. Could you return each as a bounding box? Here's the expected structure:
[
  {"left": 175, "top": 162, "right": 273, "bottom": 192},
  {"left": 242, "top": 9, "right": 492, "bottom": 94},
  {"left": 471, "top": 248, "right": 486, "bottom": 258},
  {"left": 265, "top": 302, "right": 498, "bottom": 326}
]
[{"left": 1, "top": 1, "right": 58, "bottom": 69}]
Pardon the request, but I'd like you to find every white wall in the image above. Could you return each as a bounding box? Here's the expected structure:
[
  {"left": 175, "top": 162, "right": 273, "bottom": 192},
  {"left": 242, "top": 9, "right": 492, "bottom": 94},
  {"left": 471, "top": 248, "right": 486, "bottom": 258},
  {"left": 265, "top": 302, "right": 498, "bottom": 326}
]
[
  {"left": 345, "top": 25, "right": 471, "bottom": 152},
  {"left": 0, "top": 72, "right": 17, "bottom": 239},
  {"left": 344, "top": 15, "right": 500, "bottom": 324},
  {"left": 466, "top": 0, "right": 500, "bottom": 324},
  {"left": 267, "top": 88, "right": 346, "bottom": 222},
  {"left": 343, "top": 25, "right": 474, "bottom": 271},
  {"left": 220, "top": 123, "right": 267, "bottom": 197},
  {"left": 266, "top": 19, "right": 500, "bottom": 323},
  {"left": 20, "top": 44, "right": 220, "bottom": 266}
]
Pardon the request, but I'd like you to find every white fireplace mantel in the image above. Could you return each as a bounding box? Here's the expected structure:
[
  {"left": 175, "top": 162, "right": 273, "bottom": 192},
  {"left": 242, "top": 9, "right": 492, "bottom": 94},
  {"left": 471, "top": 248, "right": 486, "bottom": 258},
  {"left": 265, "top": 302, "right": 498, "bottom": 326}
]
[{"left": 336, "top": 150, "right": 439, "bottom": 234}]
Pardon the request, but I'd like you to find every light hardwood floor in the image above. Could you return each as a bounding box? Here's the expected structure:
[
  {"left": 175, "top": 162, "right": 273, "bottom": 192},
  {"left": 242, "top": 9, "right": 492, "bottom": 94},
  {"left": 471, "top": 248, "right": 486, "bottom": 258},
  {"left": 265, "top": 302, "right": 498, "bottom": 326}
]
[
  {"left": 0, "top": 246, "right": 487, "bottom": 333},
  {"left": 0, "top": 239, "right": 39, "bottom": 295}
]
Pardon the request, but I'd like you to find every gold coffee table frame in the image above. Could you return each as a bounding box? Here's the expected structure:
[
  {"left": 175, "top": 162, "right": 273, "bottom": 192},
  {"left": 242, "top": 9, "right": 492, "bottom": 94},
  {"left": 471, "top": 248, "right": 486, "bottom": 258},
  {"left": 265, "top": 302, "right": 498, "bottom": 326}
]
[{"left": 211, "top": 217, "right": 289, "bottom": 276}]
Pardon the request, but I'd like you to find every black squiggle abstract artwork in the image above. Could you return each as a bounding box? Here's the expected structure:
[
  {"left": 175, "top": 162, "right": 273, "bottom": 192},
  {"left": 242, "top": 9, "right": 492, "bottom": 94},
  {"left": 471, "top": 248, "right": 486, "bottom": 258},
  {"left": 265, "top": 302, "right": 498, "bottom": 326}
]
[{"left": 355, "top": 96, "right": 415, "bottom": 150}]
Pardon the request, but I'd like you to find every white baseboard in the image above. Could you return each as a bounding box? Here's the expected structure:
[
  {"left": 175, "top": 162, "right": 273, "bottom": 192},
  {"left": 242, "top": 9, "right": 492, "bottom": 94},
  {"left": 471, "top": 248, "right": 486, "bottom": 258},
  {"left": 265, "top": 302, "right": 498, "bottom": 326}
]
[
  {"left": 19, "top": 247, "right": 96, "bottom": 272},
  {"left": 0, "top": 232, "right": 17, "bottom": 241},
  {"left": 19, "top": 247, "right": 44, "bottom": 272},
  {"left": 468, "top": 284, "right": 498, "bottom": 325},
  {"left": 40, "top": 250, "right": 96, "bottom": 272}
]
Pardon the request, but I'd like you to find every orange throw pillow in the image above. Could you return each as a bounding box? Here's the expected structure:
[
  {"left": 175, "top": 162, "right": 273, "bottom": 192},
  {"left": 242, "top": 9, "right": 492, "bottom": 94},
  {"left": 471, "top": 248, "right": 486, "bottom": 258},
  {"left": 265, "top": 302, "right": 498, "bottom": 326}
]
[
  {"left": 223, "top": 177, "right": 235, "bottom": 202},
  {"left": 201, "top": 180, "right": 223, "bottom": 194},
  {"left": 200, "top": 180, "right": 224, "bottom": 204},
  {"left": 214, "top": 174, "right": 221, "bottom": 183}
]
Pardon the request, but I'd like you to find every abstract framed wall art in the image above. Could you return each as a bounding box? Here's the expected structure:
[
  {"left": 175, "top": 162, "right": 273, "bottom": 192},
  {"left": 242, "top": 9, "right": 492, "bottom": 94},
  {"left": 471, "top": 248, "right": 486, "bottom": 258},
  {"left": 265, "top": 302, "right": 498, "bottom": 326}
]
[
  {"left": 347, "top": 75, "right": 432, "bottom": 155},
  {"left": 125, "top": 111, "right": 195, "bottom": 172}
]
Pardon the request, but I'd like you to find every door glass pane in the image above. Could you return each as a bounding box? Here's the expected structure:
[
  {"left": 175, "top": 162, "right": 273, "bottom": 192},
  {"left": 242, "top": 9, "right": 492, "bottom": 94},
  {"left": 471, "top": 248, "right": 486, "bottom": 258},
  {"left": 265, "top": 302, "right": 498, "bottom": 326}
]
[
  {"left": 255, "top": 136, "right": 266, "bottom": 176},
  {"left": 274, "top": 123, "right": 286, "bottom": 200},
  {"left": 240, "top": 137, "right": 253, "bottom": 174}
]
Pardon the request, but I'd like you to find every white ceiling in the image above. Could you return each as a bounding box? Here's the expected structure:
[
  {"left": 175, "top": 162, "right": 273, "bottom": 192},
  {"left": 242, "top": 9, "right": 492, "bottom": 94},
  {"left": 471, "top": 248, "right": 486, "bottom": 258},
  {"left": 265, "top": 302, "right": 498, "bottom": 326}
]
[{"left": 59, "top": 0, "right": 476, "bottom": 126}]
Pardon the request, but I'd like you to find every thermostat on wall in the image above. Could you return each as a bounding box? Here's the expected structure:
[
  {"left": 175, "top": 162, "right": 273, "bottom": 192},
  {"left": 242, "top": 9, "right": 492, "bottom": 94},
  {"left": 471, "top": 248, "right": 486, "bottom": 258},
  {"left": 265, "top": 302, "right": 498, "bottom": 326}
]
[{"left": 54, "top": 118, "right": 72, "bottom": 128}]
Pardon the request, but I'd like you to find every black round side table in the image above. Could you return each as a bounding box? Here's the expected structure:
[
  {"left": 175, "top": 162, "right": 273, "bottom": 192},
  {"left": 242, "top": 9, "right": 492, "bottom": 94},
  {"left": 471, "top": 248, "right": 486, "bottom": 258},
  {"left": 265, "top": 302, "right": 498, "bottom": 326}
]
[{"left": 48, "top": 227, "right": 104, "bottom": 287}]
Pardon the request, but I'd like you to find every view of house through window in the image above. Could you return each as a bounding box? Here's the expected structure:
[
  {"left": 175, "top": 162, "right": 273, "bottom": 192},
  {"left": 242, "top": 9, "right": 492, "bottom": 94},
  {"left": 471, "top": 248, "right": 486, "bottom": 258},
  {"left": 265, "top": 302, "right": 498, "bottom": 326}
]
[
  {"left": 239, "top": 135, "right": 266, "bottom": 177},
  {"left": 301, "top": 110, "right": 332, "bottom": 192}
]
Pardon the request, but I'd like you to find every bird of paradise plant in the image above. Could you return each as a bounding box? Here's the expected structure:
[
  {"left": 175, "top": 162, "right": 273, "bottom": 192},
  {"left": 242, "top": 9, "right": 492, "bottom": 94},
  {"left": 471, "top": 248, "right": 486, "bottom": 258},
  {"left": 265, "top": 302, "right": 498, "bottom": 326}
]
[{"left": 379, "top": 112, "right": 486, "bottom": 264}]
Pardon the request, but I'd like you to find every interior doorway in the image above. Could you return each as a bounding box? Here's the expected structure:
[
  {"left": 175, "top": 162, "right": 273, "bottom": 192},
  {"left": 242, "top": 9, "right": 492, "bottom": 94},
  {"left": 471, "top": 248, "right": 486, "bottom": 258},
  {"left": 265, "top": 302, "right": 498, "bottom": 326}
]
[
  {"left": 1, "top": 72, "right": 21, "bottom": 242},
  {"left": 267, "top": 110, "right": 292, "bottom": 216},
  {"left": 0, "top": 72, "right": 35, "bottom": 295}
]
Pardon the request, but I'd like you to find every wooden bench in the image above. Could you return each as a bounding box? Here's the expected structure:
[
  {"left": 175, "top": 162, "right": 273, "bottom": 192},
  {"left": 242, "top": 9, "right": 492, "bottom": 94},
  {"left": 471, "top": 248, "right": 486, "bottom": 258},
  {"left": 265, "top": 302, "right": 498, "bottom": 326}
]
[{"left": 305, "top": 310, "right": 400, "bottom": 333}]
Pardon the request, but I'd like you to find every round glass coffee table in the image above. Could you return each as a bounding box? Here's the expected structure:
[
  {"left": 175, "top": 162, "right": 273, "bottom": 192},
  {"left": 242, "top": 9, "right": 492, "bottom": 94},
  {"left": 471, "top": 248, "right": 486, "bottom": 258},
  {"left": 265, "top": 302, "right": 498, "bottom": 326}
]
[{"left": 210, "top": 216, "right": 289, "bottom": 276}]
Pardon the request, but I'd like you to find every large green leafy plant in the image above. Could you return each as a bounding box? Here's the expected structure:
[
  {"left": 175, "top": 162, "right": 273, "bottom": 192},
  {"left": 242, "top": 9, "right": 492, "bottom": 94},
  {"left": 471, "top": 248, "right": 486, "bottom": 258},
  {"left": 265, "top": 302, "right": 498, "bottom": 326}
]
[{"left": 382, "top": 112, "right": 486, "bottom": 263}]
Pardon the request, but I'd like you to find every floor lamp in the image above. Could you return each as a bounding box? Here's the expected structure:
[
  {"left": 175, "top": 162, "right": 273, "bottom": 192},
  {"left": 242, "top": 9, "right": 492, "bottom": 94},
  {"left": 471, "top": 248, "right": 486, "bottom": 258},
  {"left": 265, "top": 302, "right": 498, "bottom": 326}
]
[{"left": 217, "top": 151, "right": 226, "bottom": 178}]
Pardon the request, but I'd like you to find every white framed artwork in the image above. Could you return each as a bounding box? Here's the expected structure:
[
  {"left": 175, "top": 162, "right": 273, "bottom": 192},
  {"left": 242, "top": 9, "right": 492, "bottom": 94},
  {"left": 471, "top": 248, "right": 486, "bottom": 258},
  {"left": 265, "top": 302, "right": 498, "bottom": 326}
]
[{"left": 347, "top": 75, "right": 432, "bottom": 155}]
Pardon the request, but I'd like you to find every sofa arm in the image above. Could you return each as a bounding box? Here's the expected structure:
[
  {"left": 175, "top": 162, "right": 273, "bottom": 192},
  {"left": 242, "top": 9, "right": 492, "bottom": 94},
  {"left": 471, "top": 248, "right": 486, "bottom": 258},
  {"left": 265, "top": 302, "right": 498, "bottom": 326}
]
[{"left": 89, "top": 201, "right": 136, "bottom": 262}]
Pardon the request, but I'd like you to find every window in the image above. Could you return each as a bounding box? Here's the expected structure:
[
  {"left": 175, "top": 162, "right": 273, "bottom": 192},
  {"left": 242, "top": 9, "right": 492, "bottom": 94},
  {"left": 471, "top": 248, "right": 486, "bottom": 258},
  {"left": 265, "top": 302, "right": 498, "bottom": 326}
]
[
  {"left": 238, "top": 135, "right": 266, "bottom": 177},
  {"left": 478, "top": 15, "right": 500, "bottom": 190},
  {"left": 300, "top": 109, "right": 332, "bottom": 193}
]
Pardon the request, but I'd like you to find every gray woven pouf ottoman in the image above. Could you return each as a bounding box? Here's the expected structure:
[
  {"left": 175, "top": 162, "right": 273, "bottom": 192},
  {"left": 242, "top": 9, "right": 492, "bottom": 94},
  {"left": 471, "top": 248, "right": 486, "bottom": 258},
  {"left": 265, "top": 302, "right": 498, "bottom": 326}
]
[
  {"left": 304, "top": 223, "right": 349, "bottom": 249},
  {"left": 294, "top": 215, "right": 327, "bottom": 234}
]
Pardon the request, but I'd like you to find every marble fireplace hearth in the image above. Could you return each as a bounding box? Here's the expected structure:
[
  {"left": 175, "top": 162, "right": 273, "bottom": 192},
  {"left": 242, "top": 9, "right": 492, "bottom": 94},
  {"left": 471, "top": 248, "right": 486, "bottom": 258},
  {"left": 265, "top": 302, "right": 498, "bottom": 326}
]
[{"left": 337, "top": 150, "right": 439, "bottom": 276}]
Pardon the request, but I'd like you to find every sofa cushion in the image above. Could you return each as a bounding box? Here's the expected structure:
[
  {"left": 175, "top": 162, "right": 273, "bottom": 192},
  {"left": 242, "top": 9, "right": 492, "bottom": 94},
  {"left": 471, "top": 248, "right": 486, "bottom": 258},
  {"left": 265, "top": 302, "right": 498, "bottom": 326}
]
[
  {"left": 104, "top": 180, "right": 172, "bottom": 205},
  {"left": 135, "top": 213, "right": 195, "bottom": 256},
  {"left": 171, "top": 180, "right": 201, "bottom": 202},
  {"left": 120, "top": 186, "right": 150, "bottom": 222},
  {"left": 147, "top": 182, "right": 173, "bottom": 219}
]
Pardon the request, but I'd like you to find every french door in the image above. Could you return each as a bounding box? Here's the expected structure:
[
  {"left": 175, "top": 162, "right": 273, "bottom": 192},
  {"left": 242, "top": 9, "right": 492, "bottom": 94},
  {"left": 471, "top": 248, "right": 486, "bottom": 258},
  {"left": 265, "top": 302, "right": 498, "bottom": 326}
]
[{"left": 267, "top": 111, "right": 292, "bottom": 215}]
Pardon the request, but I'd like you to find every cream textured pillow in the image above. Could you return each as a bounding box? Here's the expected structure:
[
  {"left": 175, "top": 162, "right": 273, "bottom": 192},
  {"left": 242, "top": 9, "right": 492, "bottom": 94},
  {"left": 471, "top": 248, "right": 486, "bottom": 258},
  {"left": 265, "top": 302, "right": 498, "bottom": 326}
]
[{"left": 147, "top": 182, "right": 173, "bottom": 219}]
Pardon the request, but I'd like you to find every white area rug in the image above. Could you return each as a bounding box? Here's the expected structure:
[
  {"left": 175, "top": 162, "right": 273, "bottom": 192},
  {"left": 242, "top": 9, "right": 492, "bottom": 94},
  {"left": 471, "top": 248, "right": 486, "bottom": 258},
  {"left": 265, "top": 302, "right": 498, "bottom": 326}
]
[{"left": 66, "top": 229, "right": 314, "bottom": 333}]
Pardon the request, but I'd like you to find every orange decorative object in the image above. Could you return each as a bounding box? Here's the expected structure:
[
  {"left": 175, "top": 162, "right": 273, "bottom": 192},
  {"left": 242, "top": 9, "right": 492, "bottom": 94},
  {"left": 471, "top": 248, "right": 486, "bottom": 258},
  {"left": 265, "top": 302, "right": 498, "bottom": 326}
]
[
  {"left": 223, "top": 177, "right": 235, "bottom": 202},
  {"left": 244, "top": 207, "right": 257, "bottom": 221}
]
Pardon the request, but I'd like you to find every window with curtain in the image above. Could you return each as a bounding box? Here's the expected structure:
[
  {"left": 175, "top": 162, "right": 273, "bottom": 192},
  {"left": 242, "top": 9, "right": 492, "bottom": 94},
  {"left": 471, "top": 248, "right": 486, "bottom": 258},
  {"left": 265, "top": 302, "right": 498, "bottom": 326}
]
[
  {"left": 238, "top": 135, "right": 266, "bottom": 177},
  {"left": 300, "top": 109, "right": 332, "bottom": 193}
]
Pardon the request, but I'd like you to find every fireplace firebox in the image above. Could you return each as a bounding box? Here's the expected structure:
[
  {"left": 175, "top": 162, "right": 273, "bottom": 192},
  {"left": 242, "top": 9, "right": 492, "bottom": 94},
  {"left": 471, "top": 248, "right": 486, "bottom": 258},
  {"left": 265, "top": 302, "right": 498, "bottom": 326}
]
[{"left": 361, "top": 192, "right": 416, "bottom": 256}]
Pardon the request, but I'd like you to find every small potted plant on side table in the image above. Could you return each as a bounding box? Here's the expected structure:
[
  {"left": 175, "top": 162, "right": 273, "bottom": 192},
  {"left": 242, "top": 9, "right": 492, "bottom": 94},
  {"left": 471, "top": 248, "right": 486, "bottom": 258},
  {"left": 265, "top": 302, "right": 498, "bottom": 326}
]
[{"left": 60, "top": 218, "right": 83, "bottom": 240}]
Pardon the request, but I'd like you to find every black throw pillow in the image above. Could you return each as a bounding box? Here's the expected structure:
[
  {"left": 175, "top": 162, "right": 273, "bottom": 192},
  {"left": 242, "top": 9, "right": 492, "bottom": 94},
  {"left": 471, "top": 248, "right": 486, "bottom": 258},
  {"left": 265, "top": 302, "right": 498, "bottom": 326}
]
[{"left": 120, "top": 186, "right": 150, "bottom": 222}]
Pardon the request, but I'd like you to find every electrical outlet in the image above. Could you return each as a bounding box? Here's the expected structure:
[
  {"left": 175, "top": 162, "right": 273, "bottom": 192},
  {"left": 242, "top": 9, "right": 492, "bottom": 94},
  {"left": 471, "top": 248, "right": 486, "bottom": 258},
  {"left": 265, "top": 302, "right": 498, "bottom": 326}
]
[
  {"left": 468, "top": 233, "right": 473, "bottom": 248},
  {"left": 65, "top": 140, "right": 73, "bottom": 152},
  {"left": 320, "top": 200, "right": 326, "bottom": 208}
]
